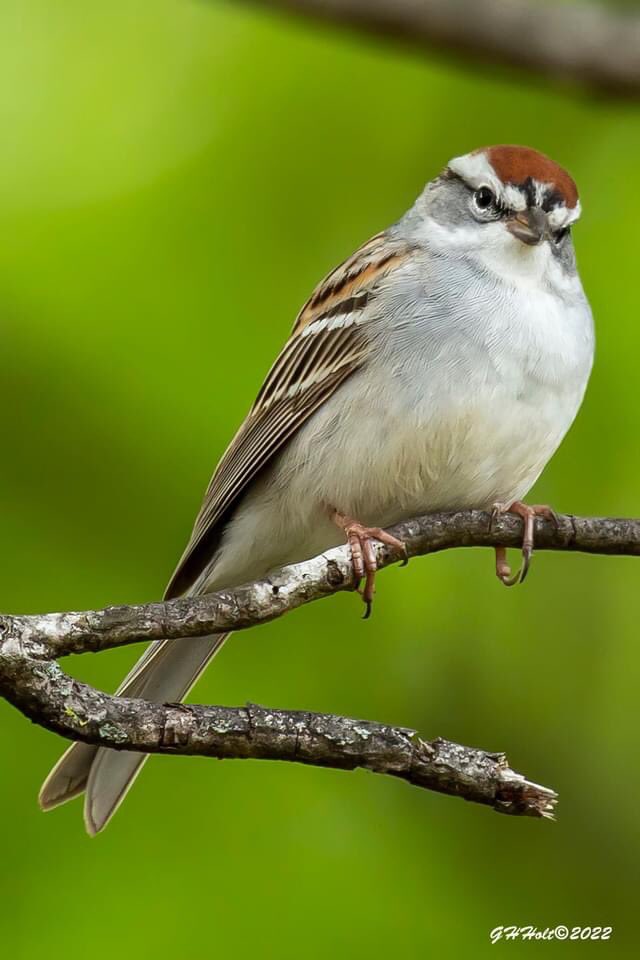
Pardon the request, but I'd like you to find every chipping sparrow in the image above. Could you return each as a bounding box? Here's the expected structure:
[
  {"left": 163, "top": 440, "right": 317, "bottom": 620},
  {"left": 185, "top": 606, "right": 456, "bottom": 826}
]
[{"left": 40, "top": 145, "right": 594, "bottom": 833}]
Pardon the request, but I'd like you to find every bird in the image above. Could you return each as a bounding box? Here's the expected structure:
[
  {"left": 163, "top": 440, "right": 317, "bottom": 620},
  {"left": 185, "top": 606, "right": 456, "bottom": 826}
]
[{"left": 39, "top": 145, "right": 594, "bottom": 834}]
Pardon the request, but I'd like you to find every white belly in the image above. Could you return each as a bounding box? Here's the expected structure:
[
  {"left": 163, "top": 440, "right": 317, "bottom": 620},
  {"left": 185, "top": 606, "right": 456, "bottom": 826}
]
[
  {"left": 206, "top": 252, "right": 594, "bottom": 591},
  {"left": 280, "top": 357, "right": 583, "bottom": 527}
]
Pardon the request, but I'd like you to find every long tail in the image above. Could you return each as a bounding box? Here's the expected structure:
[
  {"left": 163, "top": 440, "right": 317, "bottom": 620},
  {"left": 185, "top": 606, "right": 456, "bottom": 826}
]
[{"left": 38, "top": 632, "right": 229, "bottom": 835}]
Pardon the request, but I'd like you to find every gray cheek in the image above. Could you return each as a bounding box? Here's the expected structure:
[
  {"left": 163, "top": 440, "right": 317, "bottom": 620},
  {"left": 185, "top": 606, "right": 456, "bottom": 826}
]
[
  {"left": 422, "top": 177, "right": 475, "bottom": 229},
  {"left": 551, "top": 234, "right": 578, "bottom": 274}
]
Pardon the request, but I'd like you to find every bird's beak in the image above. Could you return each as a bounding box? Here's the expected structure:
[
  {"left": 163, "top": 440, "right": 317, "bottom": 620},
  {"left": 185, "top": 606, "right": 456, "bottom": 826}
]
[{"left": 506, "top": 208, "right": 547, "bottom": 246}]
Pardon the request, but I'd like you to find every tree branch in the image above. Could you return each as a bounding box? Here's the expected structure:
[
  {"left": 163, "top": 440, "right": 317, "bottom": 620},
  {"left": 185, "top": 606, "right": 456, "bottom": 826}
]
[
  {"left": 2, "top": 647, "right": 557, "bottom": 819},
  {"left": 243, "top": 0, "right": 640, "bottom": 96},
  {"left": 3, "top": 511, "right": 636, "bottom": 660},
  {"left": 1, "top": 510, "right": 637, "bottom": 819}
]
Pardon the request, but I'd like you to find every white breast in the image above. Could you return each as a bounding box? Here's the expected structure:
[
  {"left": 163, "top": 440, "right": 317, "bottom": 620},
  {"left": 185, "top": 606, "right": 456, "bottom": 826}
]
[
  {"left": 306, "top": 245, "right": 592, "bottom": 515},
  {"left": 207, "top": 243, "right": 594, "bottom": 590}
]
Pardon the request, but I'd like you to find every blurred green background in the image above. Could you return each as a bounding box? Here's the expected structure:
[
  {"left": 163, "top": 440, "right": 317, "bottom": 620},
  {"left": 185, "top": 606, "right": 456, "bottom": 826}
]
[{"left": 1, "top": 1, "right": 638, "bottom": 956}]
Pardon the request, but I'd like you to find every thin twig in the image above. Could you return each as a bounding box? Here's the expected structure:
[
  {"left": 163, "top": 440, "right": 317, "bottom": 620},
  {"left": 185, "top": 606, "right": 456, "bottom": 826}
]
[{"left": 1, "top": 511, "right": 637, "bottom": 660}]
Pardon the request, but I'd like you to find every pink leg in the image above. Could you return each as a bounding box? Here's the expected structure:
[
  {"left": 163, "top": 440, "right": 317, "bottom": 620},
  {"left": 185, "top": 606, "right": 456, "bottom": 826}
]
[
  {"left": 491, "top": 501, "right": 558, "bottom": 587},
  {"left": 332, "top": 511, "right": 408, "bottom": 618}
]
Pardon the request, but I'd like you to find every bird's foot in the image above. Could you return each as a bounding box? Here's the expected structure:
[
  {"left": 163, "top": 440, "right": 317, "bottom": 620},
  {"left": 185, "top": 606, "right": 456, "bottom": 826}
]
[
  {"left": 332, "top": 511, "right": 408, "bottom": 618},
  {"left": 490, "top": 501, "right": 558, "bottom": 587}
]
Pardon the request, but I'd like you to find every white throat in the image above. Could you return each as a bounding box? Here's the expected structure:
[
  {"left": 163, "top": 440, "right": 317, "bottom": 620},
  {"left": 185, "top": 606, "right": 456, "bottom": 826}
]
[{"left": 423, "top": 216, "right": 580, "bottom": 297}]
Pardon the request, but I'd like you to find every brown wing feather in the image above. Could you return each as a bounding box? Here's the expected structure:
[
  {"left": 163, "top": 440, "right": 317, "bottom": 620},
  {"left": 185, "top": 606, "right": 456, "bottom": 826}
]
[
  {"left": 165, "top": 232, "right": 414, "bottom": 599},
  {"left": 291, "top": 232, "right": 409, "bottom": 336}
]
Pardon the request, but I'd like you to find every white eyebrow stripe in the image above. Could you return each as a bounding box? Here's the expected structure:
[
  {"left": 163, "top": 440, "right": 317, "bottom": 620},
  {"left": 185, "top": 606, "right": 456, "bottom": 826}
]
[
  {"left": 449, "top": 152, "right": 582, "bottom": 226},
  {"left": 448, "top": 152, "right": 527, "bottom": 210}
]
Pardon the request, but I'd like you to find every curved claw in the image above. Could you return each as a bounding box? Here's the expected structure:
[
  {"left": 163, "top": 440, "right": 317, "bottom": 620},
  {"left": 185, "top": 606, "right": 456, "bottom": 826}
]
[
  {"left": 332, "top": 511, "right": 407, "bottom": 617},
  {"left": 492, "top": 501, "right": 555, "bottom": 588},
  {"left": 500, "top": 568, "right": 523, "bottom": 587},
  {"left": 519, "top": 546, "right": 532, "bottom": 583},
  {"left": 495, "top": 543, "right": 528, "bottom": 587},
  {"left": 496, "top": 546, "right": 521, "bottom": 587}
]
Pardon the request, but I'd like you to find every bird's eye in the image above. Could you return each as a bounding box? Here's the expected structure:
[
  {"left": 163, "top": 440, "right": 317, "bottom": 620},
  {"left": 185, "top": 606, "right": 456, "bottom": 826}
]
[{"left": 473, "top": 187, "right": 495, "bottom": 211}]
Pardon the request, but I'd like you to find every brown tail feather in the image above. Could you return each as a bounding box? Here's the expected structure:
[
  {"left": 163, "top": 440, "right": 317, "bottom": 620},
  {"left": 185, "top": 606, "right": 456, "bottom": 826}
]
[{"left": 38, "top": 633, "right": 229, "bottom": 833}]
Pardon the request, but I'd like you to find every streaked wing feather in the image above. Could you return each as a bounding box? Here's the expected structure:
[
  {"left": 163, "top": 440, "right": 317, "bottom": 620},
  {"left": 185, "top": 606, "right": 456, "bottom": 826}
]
[{"left": 165, "top": 232, "right": 414, "bottom": 599}]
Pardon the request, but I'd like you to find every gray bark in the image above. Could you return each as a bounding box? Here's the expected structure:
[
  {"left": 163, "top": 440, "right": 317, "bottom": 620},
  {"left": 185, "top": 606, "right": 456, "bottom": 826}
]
[
  {"left": 4, "top": 510, "right": 637, "bottom": 660},
  {"left": 1, "top": 510, "right": 637, "bottom": 818},
  {"left": 1, "top": 650, "right": 556, "bottom": 819}
]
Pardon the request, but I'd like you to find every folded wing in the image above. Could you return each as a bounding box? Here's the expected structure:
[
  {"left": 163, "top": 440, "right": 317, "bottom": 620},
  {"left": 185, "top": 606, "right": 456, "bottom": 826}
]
[{"left": 165, "top": 232, "right": 414, "bottom": 599}]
